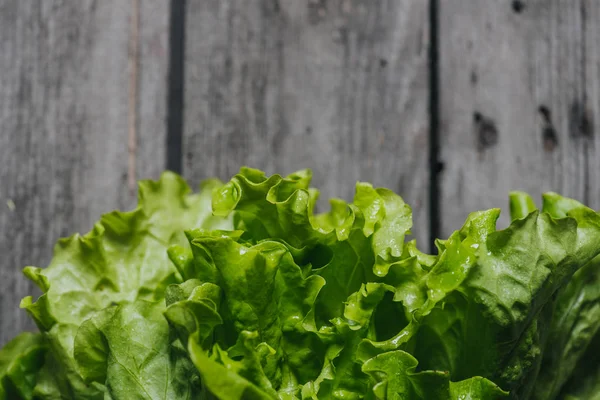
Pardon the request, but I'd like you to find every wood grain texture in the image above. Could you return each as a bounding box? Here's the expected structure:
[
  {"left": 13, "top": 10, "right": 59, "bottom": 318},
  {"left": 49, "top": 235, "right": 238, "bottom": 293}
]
[
  {"left": 0, "top": 0, "right": 169, "bottom": 345},
  {"left": 439, "top": 0, "right": 600, "bottom": 237},
  {"left": 183, "top": 0, "right": 430, "bottom": 245}
]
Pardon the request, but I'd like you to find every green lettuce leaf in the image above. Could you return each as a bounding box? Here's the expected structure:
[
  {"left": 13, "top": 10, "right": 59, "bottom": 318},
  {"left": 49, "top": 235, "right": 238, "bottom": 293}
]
[
  {"left": 188, "top": 332, "right": 277, "bottom": 400},
  {"left": 172, "top": 230, "right": 326, "bottom": 398},
  {"left": 509, "top": 192, "right": 600, "bottom": 399},
  {"left": 18, "top": 173, "right": 231, "bottom": 397},
  {"left": 74, "top": 300, "right": 201, "bottom": 399},
  {"left": 358, "top": 195, "right": 600, "bottom": 397},
  {"left": 0, "top": 332, "right": 46, "bottom": 400},
  {"left": 362, "top": 350, "right": 508, "bottom": 400},
  {"left": 558, "top": 331, "right": 600, "bottom": 400},
  {"left": 210, "top": 167, "right": 414, "bottom": 325},
  {"left": 2, "top": 167, "right": 600, "bottom": 399}
]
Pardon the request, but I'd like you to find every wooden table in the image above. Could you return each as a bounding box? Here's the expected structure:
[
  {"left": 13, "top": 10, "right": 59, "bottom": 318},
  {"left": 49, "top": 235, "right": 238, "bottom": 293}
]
[{"left": 1, "top": 0, "right": 598, "bottom": 345}]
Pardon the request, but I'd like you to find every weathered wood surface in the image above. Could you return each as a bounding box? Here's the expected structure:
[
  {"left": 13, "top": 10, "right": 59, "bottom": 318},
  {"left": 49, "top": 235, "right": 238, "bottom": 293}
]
[
  {"left": 183, "top": 0, "right": 431, "bottom": 246},
  {"left": 439, "top": 0, "right": 600, "bottom": 237},
  {"left": 0, "top": 0, "right": 169, "bottom": 346},
  {"left": 3, "top": 0, "right": 599, "bottom": 348}
]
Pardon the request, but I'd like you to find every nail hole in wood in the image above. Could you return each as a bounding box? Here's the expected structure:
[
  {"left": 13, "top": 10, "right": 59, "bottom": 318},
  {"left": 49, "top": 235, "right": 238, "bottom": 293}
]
[
  {"left": 538, "top": 105, "right": 558, "bottom": 152},
  {"left": 511, "top": 0, "right": 525, "bottom": 14},
  {"left": 473, "top": 111, "right": 499, "bottom": 151},
  {"left": 436, "top": 161, "right": 445, "bottom": 173},
  {"left": 470, "top": 70, "right": 478, "bottom": 85},
  {"left": 569, "top": 101, "right": 594, "bottom": 139}
]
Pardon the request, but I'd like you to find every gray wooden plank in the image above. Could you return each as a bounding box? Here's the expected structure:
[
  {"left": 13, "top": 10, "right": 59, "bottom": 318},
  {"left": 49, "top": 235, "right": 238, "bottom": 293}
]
[
  {"left": 184, "top": 0, "right": 430, "bottom": 245},
  {"left": 0, "top": 0, "right": 169, "bottom": 345},
  {"left": 585, "top": 1, "right": 600, "bottom": 208},
  {"left": 439, "top": 0, "right": 599, "bottom": 238}
]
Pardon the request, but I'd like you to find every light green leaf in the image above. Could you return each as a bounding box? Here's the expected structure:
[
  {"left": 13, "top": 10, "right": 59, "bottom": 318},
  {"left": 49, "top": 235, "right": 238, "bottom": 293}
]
[
  {"left": 74, "top": 300, "right": 201, "bottom": 399},
  {"left": 509, "top": 191, "right": 537, "bottom": 220},
  {"left": 4, "top": 167, "right": 600, "bottom": 399},
  {"left": 164, "top": 279, "right": 223, "bottom": 348},
  {"left": 183, "top": 231, "right": 326, "bottom": 390},
  {"left": 20, "top": 173, "right": 231, "bottom": 397}
]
